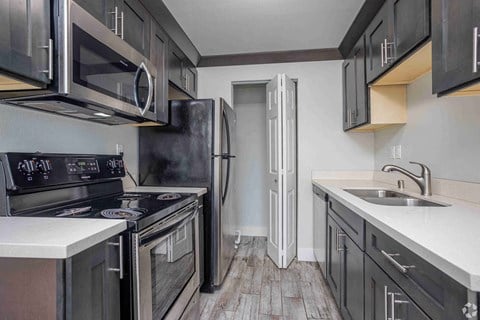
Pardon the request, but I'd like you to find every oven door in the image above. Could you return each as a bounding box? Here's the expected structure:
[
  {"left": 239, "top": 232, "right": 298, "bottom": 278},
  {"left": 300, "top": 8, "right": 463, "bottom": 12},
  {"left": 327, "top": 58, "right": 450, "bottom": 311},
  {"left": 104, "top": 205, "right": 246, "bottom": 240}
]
[
  {"left": 62, "top": 1, "right": 157, "bottom": 121},
  {"left": 133, "top": 202, "right": 199, "bottom": 320}
]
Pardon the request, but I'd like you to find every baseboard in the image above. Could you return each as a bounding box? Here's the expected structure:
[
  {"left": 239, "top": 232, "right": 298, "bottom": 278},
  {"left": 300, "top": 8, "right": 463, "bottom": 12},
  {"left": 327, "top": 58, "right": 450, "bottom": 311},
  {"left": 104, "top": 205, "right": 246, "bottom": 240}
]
[
  {"left": 237, "top": 226, "right": 268, "bottom": 237},
  {"left": 297, "top": 247, "right": 316, "bottom": 262}
]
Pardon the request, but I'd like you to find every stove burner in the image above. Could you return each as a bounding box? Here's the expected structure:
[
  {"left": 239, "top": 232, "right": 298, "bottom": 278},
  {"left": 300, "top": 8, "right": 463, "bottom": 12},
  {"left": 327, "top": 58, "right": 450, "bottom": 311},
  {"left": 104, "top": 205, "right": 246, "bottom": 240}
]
[
  {"left": 117, "top": 193, "right": 150, "bottom": 201},
  {"left": 157, "top": 193, "right": 182, "bottom": 201},
  {"left": 56, "top": 206, "right": 92, "bottom": 217},
  {"left": 100, "top": 208, "right": 145, "bottom": 219}
]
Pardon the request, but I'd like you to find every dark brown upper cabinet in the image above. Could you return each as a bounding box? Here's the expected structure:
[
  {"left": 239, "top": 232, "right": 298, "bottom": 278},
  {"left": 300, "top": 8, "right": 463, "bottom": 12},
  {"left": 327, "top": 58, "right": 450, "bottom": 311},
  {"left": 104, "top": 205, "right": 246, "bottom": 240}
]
[
  {"left": 75, "top": 0, "right": 151, "bottom": 57},
  {"left": 366, "top": 0, "right": 430, "bottom": 84},
  {"left": 168, "top": 40, "right": 197, "bottom": 99},
  {"left": 432, "top": 0, "right": 480, "bottom": 96},
  {"left": 365, "top": 4, "right": 390, "bottom": 84},
  {"left": 0, "top": 0, "right": 52, "bottom": 88},
  {"left": 150, "top": 22, "right": 169, "bottom": 123},
  {"left": 120, "top": 0, "right": 151, "bottom": 57},
  {"left": 343, "top": 35, "right": 368, "bottom": 131}
]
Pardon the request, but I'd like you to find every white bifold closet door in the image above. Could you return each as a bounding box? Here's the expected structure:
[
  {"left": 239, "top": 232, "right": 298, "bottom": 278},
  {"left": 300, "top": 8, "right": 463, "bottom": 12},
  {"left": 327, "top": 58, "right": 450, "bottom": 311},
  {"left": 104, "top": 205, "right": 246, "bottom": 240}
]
[{"left": 266, "top": 74, "right": 297, "bottom": 269}]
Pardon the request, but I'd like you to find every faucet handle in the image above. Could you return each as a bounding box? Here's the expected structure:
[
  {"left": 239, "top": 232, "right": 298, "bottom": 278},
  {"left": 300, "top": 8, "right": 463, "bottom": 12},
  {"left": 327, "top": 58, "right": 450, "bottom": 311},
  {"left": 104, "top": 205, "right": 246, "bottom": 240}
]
[{"left": 409, "top": 161, "right": 431, "bottom": 175}]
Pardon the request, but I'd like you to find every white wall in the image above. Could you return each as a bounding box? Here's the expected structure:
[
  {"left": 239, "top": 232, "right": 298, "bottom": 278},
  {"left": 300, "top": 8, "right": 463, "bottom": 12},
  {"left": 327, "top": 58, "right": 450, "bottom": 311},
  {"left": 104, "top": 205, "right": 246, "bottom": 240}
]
[
  {"left": 198, "top": 61, "right": 375, "bottom": 260},
  {"left": 375, "top": 73, "right": 480, "bottom": 183},
  {"left": 0, "top": 103, "right": 139, "bottom": 179},
  {"left": 232, "top": 84, "right": 268, "bottom": 237}
]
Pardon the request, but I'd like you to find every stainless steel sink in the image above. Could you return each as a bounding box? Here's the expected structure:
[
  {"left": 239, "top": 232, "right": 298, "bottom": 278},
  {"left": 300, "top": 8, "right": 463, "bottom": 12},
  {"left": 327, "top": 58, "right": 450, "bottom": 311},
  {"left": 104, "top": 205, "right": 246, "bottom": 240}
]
[
  {"left": 344, "top": 189, "right": 409, "bottom": 198},
  {"left": 343, "top": 189, "right": 449, "bottom": 207},
  {"left": 360, "top": 197, "right": 447, "bottom": 207}
]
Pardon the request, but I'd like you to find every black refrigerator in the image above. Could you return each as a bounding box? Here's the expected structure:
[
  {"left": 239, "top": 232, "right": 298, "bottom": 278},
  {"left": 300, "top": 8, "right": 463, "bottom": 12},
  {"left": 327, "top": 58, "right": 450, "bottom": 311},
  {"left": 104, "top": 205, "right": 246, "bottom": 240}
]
[{"left": 139, "top": 98, "right": 237, "bottom": 292}]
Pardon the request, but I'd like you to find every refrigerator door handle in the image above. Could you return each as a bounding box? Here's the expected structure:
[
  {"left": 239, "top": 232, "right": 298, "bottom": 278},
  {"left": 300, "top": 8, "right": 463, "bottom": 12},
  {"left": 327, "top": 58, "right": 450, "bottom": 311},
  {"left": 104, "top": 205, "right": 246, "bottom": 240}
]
[{"left": 221, "top": 109, "right": 233, "bottom": 204}]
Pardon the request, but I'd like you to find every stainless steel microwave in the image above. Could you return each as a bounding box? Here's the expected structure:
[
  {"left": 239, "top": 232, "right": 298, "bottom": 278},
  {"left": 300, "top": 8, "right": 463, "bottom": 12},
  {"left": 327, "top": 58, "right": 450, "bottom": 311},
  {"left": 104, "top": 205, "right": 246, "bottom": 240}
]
[{"left": 1, "top": 0, "right": 158, "bottom": 125}]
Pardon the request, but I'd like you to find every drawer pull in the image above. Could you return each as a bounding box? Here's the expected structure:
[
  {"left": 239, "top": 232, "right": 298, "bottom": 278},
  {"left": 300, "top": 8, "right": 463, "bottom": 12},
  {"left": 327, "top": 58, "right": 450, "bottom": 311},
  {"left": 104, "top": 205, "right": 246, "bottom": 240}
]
[
  {"left": 381, "top": 250, "right": 415, "bottom": 274},
  {"left": 336, "top": 229, "right": 346, "bottom": 252}
]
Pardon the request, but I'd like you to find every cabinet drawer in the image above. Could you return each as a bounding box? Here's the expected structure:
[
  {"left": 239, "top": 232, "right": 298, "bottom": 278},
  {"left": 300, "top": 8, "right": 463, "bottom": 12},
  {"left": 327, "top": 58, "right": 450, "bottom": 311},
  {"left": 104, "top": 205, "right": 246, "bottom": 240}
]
[
  {"left": 366, "top": 222, "right": 469, "bottom": 320},
  {"left": 328, "top": 198, "right": 364, "bottom": 249}
]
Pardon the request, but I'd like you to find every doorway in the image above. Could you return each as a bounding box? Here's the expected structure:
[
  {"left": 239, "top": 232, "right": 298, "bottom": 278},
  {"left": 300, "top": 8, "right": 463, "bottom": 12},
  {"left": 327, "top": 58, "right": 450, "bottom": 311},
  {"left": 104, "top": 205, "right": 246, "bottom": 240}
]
[
  {"left": 232, "top": 83, "right": 269, "bottom": 237},
  {"left": 232, "top": 75, "right": 298, "bottom": 269}
]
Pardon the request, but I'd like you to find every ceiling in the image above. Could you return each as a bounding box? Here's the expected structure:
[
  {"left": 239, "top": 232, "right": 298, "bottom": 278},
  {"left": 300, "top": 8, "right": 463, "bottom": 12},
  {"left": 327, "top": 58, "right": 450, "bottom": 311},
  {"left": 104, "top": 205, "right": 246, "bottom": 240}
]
[{"left": 163, "top": 0, "right": 365, "bottom": 56}]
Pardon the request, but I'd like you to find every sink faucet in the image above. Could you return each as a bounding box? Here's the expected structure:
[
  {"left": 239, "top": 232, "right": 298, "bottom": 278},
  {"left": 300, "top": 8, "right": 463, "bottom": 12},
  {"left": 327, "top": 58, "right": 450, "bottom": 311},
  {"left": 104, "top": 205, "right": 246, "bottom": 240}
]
[{"left": 381, "top": 161, "right": 432, "bottom": 196}]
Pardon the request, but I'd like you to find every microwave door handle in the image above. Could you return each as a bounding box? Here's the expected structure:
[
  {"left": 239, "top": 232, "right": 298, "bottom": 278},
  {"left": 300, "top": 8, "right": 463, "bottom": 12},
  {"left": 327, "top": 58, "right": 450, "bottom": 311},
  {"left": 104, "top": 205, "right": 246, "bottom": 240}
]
[{"left": 133, "top": 62, "right": 154, "bottom": 116}]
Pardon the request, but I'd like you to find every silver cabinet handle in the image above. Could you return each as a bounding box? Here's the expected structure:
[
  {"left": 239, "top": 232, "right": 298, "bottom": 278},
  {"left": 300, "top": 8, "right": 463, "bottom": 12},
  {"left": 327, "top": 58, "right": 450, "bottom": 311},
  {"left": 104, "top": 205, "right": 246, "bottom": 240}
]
[
  {"left": 392, "top": 292, "right": 410, "bottom": 320},
  {"left": 108, "top": 235, "right": 124, "bottom": 279},
  {"left": 474, "top": 27, "right": 479, "bottom": 73},
  {"left": 109, "top": 6, "right": 119, "bottom": 35},
  {"left": 384, "top": 286, "right": 389, "bottom": 320},
  {"left": 120, "top": 11, "right": 124, "bottom": 40},
  {"left": 40, "top": 39, "right": 53, "bottom": 80},
  {"left": 336, "top": 230, "right": 346, "bottom": 252},
  {"left": 384, "top": 39, "right": 389, "bottom": 65},
  {"left": 390, "top": 290, "right": 395, "bottom": 320},
  {"left": 381, "top": 250, "right": 415, "bottom": 274},
  {"left": 381, "top": 42, "right": 385, "bottom": 67}
]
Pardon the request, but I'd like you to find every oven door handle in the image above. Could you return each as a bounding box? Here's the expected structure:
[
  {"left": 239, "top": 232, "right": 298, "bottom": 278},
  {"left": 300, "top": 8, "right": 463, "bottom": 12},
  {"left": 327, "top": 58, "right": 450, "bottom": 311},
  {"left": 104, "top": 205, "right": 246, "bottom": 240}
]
[
  {"left": 139, "top": 204, "right": 198, "bottom": 247},
  {"left": 133, "top": 62, "right": 154, "bottom": 116}
]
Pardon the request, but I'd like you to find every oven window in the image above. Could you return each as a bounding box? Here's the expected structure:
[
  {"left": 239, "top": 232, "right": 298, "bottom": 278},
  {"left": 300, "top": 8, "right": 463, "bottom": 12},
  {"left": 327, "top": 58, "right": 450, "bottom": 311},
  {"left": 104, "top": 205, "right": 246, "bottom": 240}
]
[
  {"left": 72, "top": 24, "right": 153, "bottom": 111},
  {"left": 151, "top": 219, "right": 195, "bottom": 319}
]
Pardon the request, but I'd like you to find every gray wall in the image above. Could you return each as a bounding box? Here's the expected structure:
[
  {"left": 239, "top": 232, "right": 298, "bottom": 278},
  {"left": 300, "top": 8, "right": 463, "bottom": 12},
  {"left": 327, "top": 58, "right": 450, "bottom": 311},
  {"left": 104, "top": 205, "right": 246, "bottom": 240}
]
[
  {"left": 232, "top": 84, "right": 268, "bottom": 236},
  {"left": 0, "top": 103, "right": 139, "bottom": 179},
  {"left": 374, "top": 73, "right": 480, "bottom": 183}
]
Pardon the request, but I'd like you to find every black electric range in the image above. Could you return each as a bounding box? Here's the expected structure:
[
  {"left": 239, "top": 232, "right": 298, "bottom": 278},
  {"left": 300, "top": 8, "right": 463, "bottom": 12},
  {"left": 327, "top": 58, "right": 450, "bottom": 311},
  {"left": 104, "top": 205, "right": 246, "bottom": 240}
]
[
  {"left": 0, "top": 152, "right": 201, "bottom": 320},
  {"left": 0, "top": 152, "right": 197, "bottom": 231}
]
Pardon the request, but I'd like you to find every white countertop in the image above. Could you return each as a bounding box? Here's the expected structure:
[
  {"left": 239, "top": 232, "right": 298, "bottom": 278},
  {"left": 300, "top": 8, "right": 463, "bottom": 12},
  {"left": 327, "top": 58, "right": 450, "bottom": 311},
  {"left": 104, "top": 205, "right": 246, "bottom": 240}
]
[
  {"left": 0, "top": 217, "right": 126, "bottom": 259},
  {"left": 127, "top": 186, "right": 208, "bottom": 197},
  {"left": 313, "top": 179, "right": 480, "bottom": 292}
]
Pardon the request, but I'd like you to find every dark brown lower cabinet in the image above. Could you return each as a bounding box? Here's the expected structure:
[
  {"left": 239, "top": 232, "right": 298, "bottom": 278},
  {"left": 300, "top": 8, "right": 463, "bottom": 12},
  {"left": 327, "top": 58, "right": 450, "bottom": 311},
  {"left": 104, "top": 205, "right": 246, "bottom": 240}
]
[
  {"left": 341, "top": 234, "right": 364, "bottom": 320},
  {"left": 0, "top": 235, "right": 122, "bottom": 320},
  {"left": 365, "top": 256, "right": 430, "bottom": 320},
  {"left": 326, "top": 215, "right": 342, "bottom": 304},
  {"left": 66, "top": 236, "right": 122, "bottom": 320},
  {"left": 326, "top": 215, "right": 364, "bottom": 320}
]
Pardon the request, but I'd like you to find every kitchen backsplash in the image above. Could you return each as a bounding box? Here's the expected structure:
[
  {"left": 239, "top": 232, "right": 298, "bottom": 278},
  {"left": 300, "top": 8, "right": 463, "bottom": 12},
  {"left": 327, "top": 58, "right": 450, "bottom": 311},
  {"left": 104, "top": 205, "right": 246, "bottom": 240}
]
[{"left": 0, "top": 103, "right": 139, "bottom": 179}]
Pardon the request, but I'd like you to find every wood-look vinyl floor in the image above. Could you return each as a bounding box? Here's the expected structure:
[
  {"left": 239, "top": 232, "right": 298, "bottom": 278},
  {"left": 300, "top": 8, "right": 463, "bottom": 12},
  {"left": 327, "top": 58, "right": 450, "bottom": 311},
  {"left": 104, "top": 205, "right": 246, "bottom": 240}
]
[{"left": 199, "top": 237, "right": 342, "bottom": 320}]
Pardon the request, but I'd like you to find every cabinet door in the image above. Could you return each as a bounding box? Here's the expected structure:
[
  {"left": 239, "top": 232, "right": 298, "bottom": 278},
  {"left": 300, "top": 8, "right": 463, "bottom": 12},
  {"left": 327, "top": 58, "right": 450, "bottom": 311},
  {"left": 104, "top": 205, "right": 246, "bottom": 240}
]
[
  {"left": 0, "top": 0, "right": 51, "bottom": 84},
  {"left": 365, "top": 4, "right": 390, "bottom": 83},
  {"left": 185, "top": 65, "right": 197, "bottom": 98},
  {"left": 340, "top": 235, "right": 364, "bottom": 320},
  {"left": 432, "top": 0, "right": 480, "bottom": 94},
  {"left": 342, "top": 57, "right": 356, "bottom": 131},
  {"left": 365, "top": 256, "right": 430, "bottom": 320},
  {"left": 75, "top": 0, "right": 116, "bottom": 31},
  {"left": 390, "top": 0, "right": 430, "bottom": 60},
  {"left": 67, "top": 236, "right": 122, "bottom": 320},
  {"left": 168, "top": 41, "right": 185, "bottom": 89},
  {"left": 118, "top": 0, "right": 150, "bottom": 57},
  {"left": 353, "top": 35, "right": 368, "bottom": 127},
  {"left": 151, "top": 23, "right": 169, "bottom": 123},
  {"left": 343, "top": 35, "right": 368, "bottom": 131},
  {"left": 326, "top": 215, "right": 342, "bottom": 304}
]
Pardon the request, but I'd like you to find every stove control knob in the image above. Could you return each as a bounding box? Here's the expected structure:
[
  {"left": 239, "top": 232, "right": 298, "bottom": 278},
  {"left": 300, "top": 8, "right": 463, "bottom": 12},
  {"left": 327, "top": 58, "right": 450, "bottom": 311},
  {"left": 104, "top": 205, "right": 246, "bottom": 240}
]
[
  {"left": 17, "top": 160, "right": 34, "bottom": 174},
  {"left": 37, "top": 160, "right": 52, "bottom": 173},
  {"left": 107, "top": 159, "right": 116, "bottom": 170}
]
